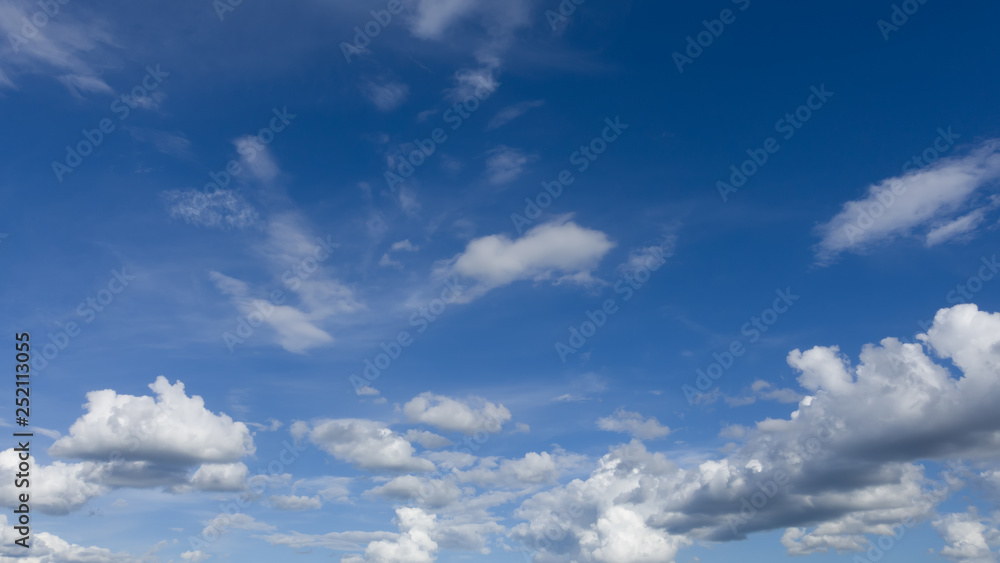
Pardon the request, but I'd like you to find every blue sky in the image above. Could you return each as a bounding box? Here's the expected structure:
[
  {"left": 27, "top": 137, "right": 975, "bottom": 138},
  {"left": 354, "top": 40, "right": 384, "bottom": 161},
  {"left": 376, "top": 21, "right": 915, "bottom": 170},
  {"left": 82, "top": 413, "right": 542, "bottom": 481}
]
[{"left": 2, "top": 0, "right": 1000, "bottom": 561}]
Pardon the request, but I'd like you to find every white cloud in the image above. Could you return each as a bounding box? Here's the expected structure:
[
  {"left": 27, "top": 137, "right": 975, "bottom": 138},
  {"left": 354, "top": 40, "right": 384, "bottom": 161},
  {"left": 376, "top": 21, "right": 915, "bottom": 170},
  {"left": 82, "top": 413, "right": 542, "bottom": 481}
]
[
  {"left": 597, "top": 409, "right": 671, "bottom": 440},
  {"left": 0, "top": 514, "right": 141, "bottom": 561},
  {"left": 270, "top": 494, "right": 323, "bottom": 510},
  {"left": 512, "top": 304, "right": 1000, "bottom": 559},
  {"left": 211, "top": 214, "right": 362, "bottom": 353},
  {"left": 618, "top": 236, "right": 676, "bottom": 278},
  {"left": 302, "top": 419, "right": 435, "bottom": 472},
  {"left": 363, "top": 80, "right": 409, "bottom": 112},
  {"left": 259, "top": 530, "right": 397, "bottom": 552},
  {"left": 365, "top": 475, "right": 463, "bottom": 509},
  {"left": 403, "top": 429, "right": 454, "bottom": 449},
  {"left": 447, "top": 66, "right": 499, "bottom": 103},
  {"left": 724, "top": 380, "right": 803, "bottom": 407},
  {"left": 50, "top": 377, "right": 254, "bottom": 466},
  {"left": 348, "top": 507, "right": 439, "bottom": 563},
  {"left": 408, "top": 0, "right": 478, "bottom": 39},
  {"left": 485, "top": 145, "right": 531, "bottom": 185},
  {"left": 127, "top": 127, "right": 192, "bottom": 158},
  {"left": 0, "top": 0, "right": 115, "bottom": 93},
  {"left": 380, "top": 239, "right": 420, "bottom": 269},
  {"left": 934, "top": 508, "right": 1000, "bottom": 562},
  {"left": 403, "top": 392, "right": 511, "bottom": 435},
  {"left": 487, "top": 99, "right": 545, "bottom": 130},
  {"left": 202, "top": 512, "right": 276, "bottom": 538},
  {"left": 189, "top": 462, "right": 248, "bottom": 492},
  {"left": 391, "top": 239, "right": 418, "bottom": 252},
  {"left": 438, "top": 216, "right": 615, "bottom": 301},
  {"left": 814, "top": 139, "right": 1000, "bottom": 263},
  {"left": 0, "top": 450, "right": 106, "bottom": 514},
  {"left": 926, "top": 207, "right": 990, "bottom": 247},
  {"left": 456, "top": 451, "right": 586, "bottom": 489},
  {"left": 163, "top": 189, "right": 258, "bottom": 229},
  {"left": 181, "top": 550, "right": 212, "bottom": 561},
  {"left": 234, "top": 135, "right": 280, "bottom": 183}
]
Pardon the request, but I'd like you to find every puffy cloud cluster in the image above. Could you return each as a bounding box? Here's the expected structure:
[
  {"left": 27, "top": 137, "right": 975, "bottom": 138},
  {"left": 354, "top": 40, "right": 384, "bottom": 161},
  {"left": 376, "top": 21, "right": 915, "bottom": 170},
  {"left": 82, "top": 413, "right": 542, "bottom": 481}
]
[
  {"left": 438, "top": 216, "right": 615, "bottom": 301},
  {"left": 0, "top": 514, "right": 141, "bottom": 561},
  {"left": 50, "top": 376, "right": 254, "bottom": 465},
  {"left": 933, "top": 508, "right": 1000, "bottom": 562},
  {"left": 0, "top": 377, "right": 258, "bottom": 516},
  {"left": 402, "top": 393, "right": 511, "bottom": 435},
  {"left": 510, "top": 304, "right": 1000, "bottom": 561},
  {"left": 294, "top": 418, "right": 434, "bottom": 472}
]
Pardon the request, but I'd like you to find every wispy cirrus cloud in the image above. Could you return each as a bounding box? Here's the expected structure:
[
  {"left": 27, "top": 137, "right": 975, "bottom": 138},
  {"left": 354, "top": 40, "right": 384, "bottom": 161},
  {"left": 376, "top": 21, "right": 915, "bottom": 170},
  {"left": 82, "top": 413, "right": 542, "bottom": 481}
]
[{"left": 814, "top": 139, "right": 1000, "bottom": 263}]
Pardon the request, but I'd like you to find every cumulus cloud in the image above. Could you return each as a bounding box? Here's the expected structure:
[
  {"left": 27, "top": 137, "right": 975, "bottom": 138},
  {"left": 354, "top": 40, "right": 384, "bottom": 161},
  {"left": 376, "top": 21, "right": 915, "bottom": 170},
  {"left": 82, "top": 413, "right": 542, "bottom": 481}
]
[
  {"left": 455, "top": 451, "right": 587, "bottom": 490},
  {"left": 403, "top": 429, "right": 454, "bottom": 449},
  {"left": 270, "top": 494, "right": 323, "bottom": 510},
  {"left": 0, "top": 451, "right": 106, "bottom": 514},
  {"left": 365, "top": 475, "right": 463, "bottom": 509},
  {"left": 300, "top": 419, "right": 435, "bottom": 472},
  {"left": 344, "top": 507, "right": 439, "bottom": 563},
  {"left": 0, "top": 514, "right": 140, "bottom": 561},
  {"left": 163, "top": 189, "right": 258, "bottom": 229},
  {"left": 438, "top": 216, "right": 615, "bottom": 301},
  {"left": 814, "top": 139, "right": 1000, "bottom": 263},
  {"left": 597, "top": 409, "right": 671, "bottom": 440},
  {"left": 189, "top": 462, "right": 248, "bottom": 492},
  {"left": 50, "top": 377, "right": 253, "bottom": 466},
  {"left": 403, "top": 393, "right": 511, "bottom": 435},
  {"left": 934, "top": 508, "right": 1000, "bottom": 562},
  {"left": 511, "top": 304, "right": 1000, "bottom": 560}
]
